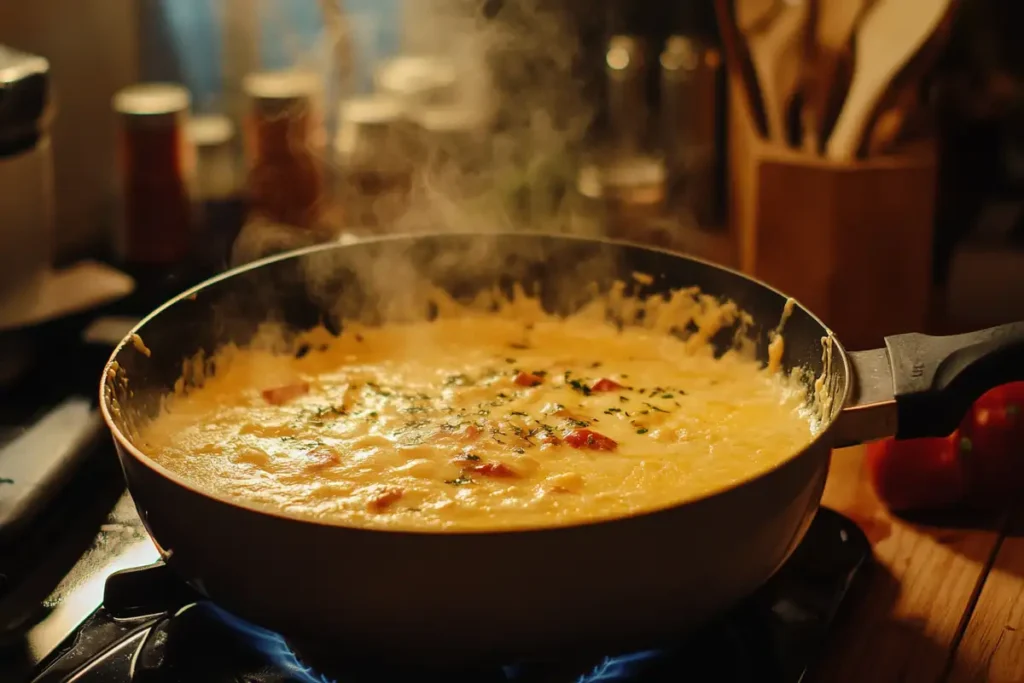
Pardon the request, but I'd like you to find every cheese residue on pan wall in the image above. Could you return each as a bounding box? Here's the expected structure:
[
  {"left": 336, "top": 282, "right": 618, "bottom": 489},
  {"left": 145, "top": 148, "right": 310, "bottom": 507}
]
[{"left": 127, "top": 281, "right": 823, "bottom": 531}]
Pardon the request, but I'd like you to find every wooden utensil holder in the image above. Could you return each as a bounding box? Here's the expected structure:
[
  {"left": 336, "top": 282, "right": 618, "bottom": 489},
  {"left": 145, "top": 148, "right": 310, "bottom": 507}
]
[{"left": 727, "top": 77, "right": 937, "bottom": 350}]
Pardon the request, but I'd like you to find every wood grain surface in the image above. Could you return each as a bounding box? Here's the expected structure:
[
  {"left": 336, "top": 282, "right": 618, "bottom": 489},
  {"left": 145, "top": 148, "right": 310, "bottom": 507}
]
[
  {"left": 810, "top": 446, "right": 1007, "bottom": 683},
  {"left": 947, "top": 506, "right": 1024, "bottom": 683}
]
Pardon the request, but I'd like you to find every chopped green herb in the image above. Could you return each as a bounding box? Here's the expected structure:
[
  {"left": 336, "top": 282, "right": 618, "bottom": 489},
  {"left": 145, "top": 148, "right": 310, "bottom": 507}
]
[
  {"left": 444, "top": 374, "right": 469, "bottom": 386},
  {"left": 445, "top": 476, "right": 474, "bottom": 486},
  {"left": 604, "top": 407, "right": 622, "bottom": 414},
  {"left": 565, "top": 418, "right": 591, "bottom": 428},
  {"left": 509, "top": 342, "right": 530, "bottom": 350},
  {"left": 513, "top": 447, "right": 526, "bottom": 454},
  {"left": 505, "top": 358, "right": 517, "bottom": 364},
  {"left": 366, "top": 411, "right": 378, "bottom": 418},
  {"left": 619, "top": 396, "right": 629, "bottom": 403},
  {"left": 636, "top": 428, "right": 649, "bottom": 435},
  {"left": 0, "top": 477, "right": 13, "bottom": 485},
  {"left": 662, "top": 394, "right": 674, "bottom": 399},
  {"left": 534, "top": 369, "right": 548, "bottom": 377},
  {"left": 568, "top": 379, "right": 592, "bottom": 396},
  {"left": 643, "top": 402, "right": 669, "bottom": 413},
  {"left": 509, "top": 411, "right": 529, "bottom": 417},
  {"left": 463, "top": 454, "right": 481, "bottom": 461}
]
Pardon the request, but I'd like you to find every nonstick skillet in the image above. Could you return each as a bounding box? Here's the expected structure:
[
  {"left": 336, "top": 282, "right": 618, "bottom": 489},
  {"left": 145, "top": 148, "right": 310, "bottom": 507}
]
[{"left": 100, "top": 233, "right": 1024, "bottom": 663}]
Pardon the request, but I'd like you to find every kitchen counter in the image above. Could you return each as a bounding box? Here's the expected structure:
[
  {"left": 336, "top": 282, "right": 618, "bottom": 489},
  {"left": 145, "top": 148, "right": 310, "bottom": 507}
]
[{"left": 809, "top": 446, "right": 1024, "bottom": 683}]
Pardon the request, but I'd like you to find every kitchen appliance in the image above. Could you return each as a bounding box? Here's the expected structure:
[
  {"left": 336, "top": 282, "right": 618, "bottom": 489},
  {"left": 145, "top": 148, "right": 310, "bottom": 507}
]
[
  {"left": 0, "top": 46, "right": 135, "bottom": 386},
  {"left": 0, "top": 45, "right": 54, "bottom": 330},
  {"left": 101, "top": 233, "right": 1024, "bottom": 662},
  {"left": 13, "top": 497, "right": 868, "bottom": 682}
]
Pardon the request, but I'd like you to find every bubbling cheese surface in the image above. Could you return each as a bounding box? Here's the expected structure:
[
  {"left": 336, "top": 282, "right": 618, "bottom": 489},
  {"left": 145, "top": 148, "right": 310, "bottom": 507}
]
[{"left": 137, "top": 305, "right": 819, "bottom": 531}]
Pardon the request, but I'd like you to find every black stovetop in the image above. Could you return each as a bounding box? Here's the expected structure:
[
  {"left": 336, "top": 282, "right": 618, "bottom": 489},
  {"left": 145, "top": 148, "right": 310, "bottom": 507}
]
[{"left": 10, "top": 495, "right": 869, "bottom": 683}]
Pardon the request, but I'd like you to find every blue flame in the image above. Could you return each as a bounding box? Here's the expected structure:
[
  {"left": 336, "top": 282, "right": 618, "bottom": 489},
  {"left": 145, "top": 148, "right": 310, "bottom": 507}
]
[
  {"left": 200, "top": 601, "right": 666, "bottom": 683},
  {"left": 576, "top": 650, "right": 665, "bottom": 683},
  {"left": 205, "top": 603, "right": 337, "bottom": 683}
]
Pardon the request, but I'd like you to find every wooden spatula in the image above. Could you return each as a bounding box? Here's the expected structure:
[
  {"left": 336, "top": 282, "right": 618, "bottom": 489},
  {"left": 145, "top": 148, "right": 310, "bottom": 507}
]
[
  {"left": 825, "top": 0, "right": 955, "bottom": 161},
  {"left": 859, "top": 0, "right": 957, "bottom": 156},
  {"left": 737, "top": 0, "right": 810, "bottom": 145},
  {"left": 714, "top": 0, "right": 770, "bottom": 138},
  {"left": 801, "top": 0, "right": 874, "bottom": 153}
]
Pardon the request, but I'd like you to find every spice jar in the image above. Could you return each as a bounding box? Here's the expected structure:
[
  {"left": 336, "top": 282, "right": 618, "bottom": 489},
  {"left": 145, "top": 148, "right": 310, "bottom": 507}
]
[
  {"left": 112, "top": 83, "right": 195, "bottom": 268},
  {"left": 188, "top": 114, "right": 244, "bottom": 272},
  {"left": 231, "top": 71, "right": 330, "bottom": 267},
  {"left": 242, "top": 70, "right": 324, "bottom": 228},
  {"left": 334, "top": 95, "right": 414, "bottom": 233}
]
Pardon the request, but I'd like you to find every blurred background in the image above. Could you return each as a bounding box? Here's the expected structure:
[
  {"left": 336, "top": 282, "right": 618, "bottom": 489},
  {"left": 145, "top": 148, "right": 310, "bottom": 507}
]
[{"left": 1, "top": 0, "right": 1023, "bottom": 350}]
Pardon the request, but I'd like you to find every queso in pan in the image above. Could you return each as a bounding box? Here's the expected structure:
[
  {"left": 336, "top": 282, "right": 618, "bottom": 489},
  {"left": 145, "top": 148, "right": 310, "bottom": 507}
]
[{"left": 136, "top": 283, "right": 821, "bottom": 531}]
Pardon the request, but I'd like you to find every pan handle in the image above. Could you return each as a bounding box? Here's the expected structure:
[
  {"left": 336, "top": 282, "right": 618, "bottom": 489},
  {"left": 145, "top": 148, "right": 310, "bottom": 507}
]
[{"left": 835, "top": 322, "right": 1024, "bottom": 446}]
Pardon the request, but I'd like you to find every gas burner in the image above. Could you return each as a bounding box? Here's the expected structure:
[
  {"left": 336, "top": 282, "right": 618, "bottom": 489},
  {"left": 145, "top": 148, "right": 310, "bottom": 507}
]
[{"left": 26, "top": 507, "right": 870, "bottom": 683}]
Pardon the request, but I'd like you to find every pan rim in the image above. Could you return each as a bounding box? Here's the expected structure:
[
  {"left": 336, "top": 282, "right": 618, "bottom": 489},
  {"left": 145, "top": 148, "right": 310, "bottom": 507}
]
[{"left": 99, "top": 230, "right": 852, "bottom": 537}]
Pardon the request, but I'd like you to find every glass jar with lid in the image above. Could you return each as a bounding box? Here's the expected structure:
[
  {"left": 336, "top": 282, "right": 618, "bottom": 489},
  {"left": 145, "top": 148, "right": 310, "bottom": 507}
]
[
  {"left": 112, "top": 83, "right": 196, "bottom": 269},
  {"left": 231, "top": 70, "right": 332, "bottom": 267}
]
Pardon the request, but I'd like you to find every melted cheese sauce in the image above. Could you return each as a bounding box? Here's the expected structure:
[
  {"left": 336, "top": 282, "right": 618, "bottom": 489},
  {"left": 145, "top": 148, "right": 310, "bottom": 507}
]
[{"left": 137, "top": 315, "right": 818, "bottom": 531}]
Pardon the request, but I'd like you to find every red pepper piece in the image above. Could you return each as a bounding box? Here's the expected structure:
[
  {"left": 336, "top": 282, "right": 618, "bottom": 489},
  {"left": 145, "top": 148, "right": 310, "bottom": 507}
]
[
  {"left": 261, "top": 382, "right": 310, "bottom": 405},
  {"left": 514, "top": 371, "right": 544, "bottom": 387},
  {"left": 468, "top": 462, "right": 519, "bottom": 478},
  {"left": 564, "top": 428, "right": 617, "bottom": 451},
  {"left": 591, "top": 378, "right": 623, "bottom": 392}
]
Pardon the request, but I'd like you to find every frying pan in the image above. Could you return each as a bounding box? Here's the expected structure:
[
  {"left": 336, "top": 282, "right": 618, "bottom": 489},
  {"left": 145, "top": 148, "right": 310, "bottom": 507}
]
[{"left": 100, "top": 233, "right": 1024, "bottom": 663}]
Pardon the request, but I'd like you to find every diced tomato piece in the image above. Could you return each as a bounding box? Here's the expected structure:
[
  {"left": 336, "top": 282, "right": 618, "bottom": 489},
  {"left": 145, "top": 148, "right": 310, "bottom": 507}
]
[
  {"left": 564, "top": 428, "right": 617, "bottom": 451},
  {"left": 541, "top": 434, "right": 561, "bottom": 446},
  {"left": 469, "top": 462, "right": 519, "bottom": 478},
  {"left": 367, "top": 487, "right": 404, "bottom": 511},
  {"left": 261, "top": 382, "right": 310, "bottom": 405},
  {"left": 591, "top": 378, "right": 623, "bottom": 392},
  {"left": 514, "top": 372, "right": 544, "bottom": 387},
  {"left": 865, "top": 433, "right": 968, "bottom": 512}
]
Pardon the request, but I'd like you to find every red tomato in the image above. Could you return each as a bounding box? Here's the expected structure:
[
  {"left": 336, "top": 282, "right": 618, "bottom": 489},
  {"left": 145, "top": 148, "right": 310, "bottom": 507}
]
[
  {"left": 514, "top": 371, "right": 544, "bottom": 387},
  {"left": 469, "top": 462, "right": 519, "bottom": 478},
  {"left": 564, "top": 428, "right": 617, "bottom": 451},
  {"left": 261, "top": 382, "right": 310, "bottom": 405},
  {"left": 958, "top": 384, "right": 1024, "bottom": 502},
  {"left": 591, "top": 378, "right": 623, "bottom": 392},
  {"left": 865, "top": 433, "right": 968, "bottom": 512}
]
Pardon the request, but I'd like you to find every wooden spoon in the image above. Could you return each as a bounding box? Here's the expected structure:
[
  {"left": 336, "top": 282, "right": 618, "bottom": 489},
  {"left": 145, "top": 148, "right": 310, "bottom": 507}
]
[
  {"left": 714, "top": 0, "right": 770, "bottom": 138},
  {"left": 859, "top": 0, "right": 957, "bottom": 156},
  {"left": 801, "top": 0, "right": 874, "bottom": 153},
  {"left": 825, "top": 0, "right": 955, "bottom": 161},
  {"left": 737, "top": 0, "right": 810, "bottom": 145}
]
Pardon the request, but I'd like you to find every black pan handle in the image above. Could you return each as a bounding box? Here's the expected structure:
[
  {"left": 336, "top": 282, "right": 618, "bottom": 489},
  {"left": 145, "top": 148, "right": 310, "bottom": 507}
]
[{"left": 885, "top": 322, "right": 1024, "bottom": 439}]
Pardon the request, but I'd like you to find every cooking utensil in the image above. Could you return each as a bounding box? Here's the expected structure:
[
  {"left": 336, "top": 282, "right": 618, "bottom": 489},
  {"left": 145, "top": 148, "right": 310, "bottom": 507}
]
[
  {"left": 100, "top": 233, "right": 1024, "bottom": 663},
  {"left": 857, "top": 0, "right": 955, "bottom": 157},
  {"left": 738, "top": 0, "right": 809, "bottom": 145},
  {"left": 825, "top": 0, "right": 955, "bottom": 160},
  {"left": 801, "top": 0, "right": 872, "bottom": 153},
  {"left": 714, "top": 0, "right": 770, "bottom": 138}
]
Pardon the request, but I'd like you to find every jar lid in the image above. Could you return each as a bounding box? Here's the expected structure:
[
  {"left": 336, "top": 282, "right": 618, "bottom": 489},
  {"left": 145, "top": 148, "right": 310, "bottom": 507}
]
[
  {"left": 338, "top": 94, "right": 404, "bottom": 128},
  {"left": 113, "top": 83, "right": 191, "bottom": 128},
  {"left": 375, "top": 56, "right": 457, "bottom": 108},
  {"left": 243, "top": 70, "right": 320, "bottom": 115},
  {"left": 188, "top": 114, "right": 234, "bottom": 148}
]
